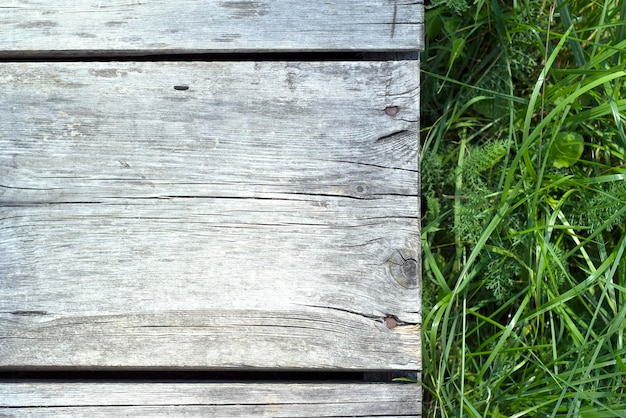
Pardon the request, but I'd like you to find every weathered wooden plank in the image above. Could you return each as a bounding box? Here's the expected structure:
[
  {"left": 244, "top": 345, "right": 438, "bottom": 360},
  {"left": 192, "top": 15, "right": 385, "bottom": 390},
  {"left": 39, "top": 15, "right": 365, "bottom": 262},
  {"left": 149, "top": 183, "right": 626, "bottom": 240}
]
[
  {"left": 0, "top": 0, "right": 424, "bottom": 57},
  {"left": 0, "top": 310, "right": 420, "bottom": 369},
  {"left": 0, "top": 61, "right": 420, "bottom": 370},
  {"left": 0, "top": 382, "right": 421, "bottom": 416}
]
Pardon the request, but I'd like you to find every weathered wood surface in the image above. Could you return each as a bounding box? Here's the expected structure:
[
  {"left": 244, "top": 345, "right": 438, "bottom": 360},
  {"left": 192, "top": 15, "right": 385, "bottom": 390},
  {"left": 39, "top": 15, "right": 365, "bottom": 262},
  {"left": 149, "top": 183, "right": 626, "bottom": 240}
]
[
  {"left": 0, "top": 0, "right": 424, "bottom": 57},
  {"left": 0, "top": 382, "right": 421, "bottom": 416},
  {"left": 0, "top": 61, "right": 421, "bottom": 370}
]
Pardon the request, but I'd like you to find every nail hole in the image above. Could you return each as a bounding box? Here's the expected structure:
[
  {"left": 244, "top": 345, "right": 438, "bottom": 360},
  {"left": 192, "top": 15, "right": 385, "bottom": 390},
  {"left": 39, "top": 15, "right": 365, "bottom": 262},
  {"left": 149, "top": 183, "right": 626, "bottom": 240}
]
[
  {"left": 384, "top": 106, "right": 400, "bottom": 116},
  {"left": 174, "top": 85, "right": 189, "bottom": 91},
  {"left": 384, "top": 316, "right": 398, "bottom": 329}
]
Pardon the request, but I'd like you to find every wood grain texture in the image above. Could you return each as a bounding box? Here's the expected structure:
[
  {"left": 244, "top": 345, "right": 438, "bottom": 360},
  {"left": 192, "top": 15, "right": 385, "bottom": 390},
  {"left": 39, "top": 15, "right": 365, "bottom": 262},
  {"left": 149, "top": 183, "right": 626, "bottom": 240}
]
[
  {"left": 0, "top": 61, "right": 420, "bottom": 370},
  {"left": 0, "top": 0, "right": 424, "bottom": 57},
  {"left": 0, "top": 382, "right": 421, "bottom": 416}
]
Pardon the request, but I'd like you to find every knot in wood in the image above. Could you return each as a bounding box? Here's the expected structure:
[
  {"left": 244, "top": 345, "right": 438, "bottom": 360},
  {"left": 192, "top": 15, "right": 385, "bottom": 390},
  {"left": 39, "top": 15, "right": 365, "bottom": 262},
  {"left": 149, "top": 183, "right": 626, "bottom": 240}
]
[{"left": 388, "top": 248, "right": 418, "bottom": 289}]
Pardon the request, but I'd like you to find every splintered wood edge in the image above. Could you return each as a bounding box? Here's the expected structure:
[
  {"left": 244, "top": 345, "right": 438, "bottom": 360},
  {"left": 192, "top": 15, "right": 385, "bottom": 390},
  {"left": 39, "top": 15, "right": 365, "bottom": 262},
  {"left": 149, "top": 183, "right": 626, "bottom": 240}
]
[{"left": 0, "top": 382, "right": 421, "bottom": 416}]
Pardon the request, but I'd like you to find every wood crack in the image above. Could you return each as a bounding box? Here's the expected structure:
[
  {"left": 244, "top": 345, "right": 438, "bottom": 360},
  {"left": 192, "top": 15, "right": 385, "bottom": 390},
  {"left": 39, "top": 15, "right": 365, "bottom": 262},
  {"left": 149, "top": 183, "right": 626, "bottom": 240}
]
[
  {"left": 0, "top": 201, "right": 104, "bottom": 206},
  {"left": 329, "top": 159, "right": 418, "bottom": 173},
  {"left": 296, "top": 304, "right": 380, "bottom": 321},
  {"left": 0, "top": 184, "right": 55, "bottom": 191},
  {"left": 282, "top": 192, "right": 377, "bottom": 201},
  {"left": 297, "top": 304, "right": 419, "bottom": 327},
  {"left": 376, "top": 129, "right": 409, "bottom": 142},
  {"left": 8, "top": 311, "right": 49, "bottom": 317},
  {"left": 371, "top": 193, "right": 419, "bottom": 198}
]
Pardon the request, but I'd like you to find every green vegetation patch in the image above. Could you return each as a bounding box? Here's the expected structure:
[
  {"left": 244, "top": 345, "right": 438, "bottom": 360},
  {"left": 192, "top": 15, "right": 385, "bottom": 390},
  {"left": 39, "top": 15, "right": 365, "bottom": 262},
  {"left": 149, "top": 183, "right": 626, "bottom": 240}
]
[{"left": 419, "top": 0, "right": 626, "bottom": 415}]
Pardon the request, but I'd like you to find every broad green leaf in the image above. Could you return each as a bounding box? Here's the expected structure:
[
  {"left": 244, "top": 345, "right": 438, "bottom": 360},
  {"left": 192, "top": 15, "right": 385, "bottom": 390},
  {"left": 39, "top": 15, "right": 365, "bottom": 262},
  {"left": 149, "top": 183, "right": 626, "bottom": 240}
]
[{"left": 548, "top": 131, "right": 584, "bottom": 168}]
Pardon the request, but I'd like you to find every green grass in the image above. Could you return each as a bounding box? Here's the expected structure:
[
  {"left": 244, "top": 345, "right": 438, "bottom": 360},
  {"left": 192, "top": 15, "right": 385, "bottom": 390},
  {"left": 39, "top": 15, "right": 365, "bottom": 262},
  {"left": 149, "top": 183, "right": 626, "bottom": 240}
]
[{"left": 419, "top": 0, "right": 626, "bottom": 415}]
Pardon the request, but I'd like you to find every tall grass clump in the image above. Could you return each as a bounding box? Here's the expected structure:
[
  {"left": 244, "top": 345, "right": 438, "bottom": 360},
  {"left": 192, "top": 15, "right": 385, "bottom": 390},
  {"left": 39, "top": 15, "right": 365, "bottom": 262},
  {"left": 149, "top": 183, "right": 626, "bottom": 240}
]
[{"left": 420, "top": 0, "right": 626, "bottom": 415}]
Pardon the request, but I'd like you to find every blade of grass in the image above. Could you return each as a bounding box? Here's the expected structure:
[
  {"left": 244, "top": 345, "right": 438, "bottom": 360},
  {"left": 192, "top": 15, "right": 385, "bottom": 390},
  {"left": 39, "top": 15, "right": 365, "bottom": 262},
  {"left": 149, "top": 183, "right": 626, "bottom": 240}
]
[{"left": 556, "top": 0, "right": 586, "bottom": 67}]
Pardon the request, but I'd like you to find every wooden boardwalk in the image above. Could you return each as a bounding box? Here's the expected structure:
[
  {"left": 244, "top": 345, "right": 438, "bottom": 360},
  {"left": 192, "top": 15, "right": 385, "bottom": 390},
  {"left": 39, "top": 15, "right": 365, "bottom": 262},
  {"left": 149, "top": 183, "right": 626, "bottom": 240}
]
[{"left": 0, "top": 1, "right": 423, "bottom": 415}]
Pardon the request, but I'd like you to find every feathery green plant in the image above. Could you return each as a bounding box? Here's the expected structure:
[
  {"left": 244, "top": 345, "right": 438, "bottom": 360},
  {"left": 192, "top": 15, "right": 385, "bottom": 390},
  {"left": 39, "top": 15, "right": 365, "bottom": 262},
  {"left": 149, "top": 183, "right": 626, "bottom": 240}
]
[{"left": 420, "top": 0, "right": 626, "bottom": 415}]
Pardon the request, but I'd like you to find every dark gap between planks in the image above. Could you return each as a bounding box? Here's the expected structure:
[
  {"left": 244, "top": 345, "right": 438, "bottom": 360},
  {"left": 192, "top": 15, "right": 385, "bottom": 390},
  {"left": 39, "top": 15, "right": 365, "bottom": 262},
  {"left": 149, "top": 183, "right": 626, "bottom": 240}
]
[
  {"left": 0, "top": 51, "right": 419, "bottom": 63},
  {"left": 0, "top": 370, "right": 416, "bottom": 383}
]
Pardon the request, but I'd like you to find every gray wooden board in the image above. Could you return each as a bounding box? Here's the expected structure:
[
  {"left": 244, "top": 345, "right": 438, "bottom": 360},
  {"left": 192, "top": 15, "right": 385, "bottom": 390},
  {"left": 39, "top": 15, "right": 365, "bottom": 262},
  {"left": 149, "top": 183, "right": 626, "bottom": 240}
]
[
  {"left": 0, "top": 0, "right": 424, "bottom": 57},
  {"left": 0, "top": 61, "right": 420, "bottom": 370},
  {"left": 0, "top": 382, "right": 421, "bottom": 416}
]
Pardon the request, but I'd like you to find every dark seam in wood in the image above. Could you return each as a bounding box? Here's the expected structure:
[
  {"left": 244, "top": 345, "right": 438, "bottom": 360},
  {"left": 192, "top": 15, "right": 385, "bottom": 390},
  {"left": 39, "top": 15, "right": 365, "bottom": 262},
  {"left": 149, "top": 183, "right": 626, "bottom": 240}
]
[
  {"left": 0, "top": 51, "right": 413, "bottom": 62},
  {"left": 376, "top": 129, "right": 409, "bottom": 142},
  {"left": 329, "top": 159, "right": 419, "bottom": 173},
  {"left": 9, "top": 311, "right": 49, "bottom": 316},
  {"left": 295, "top": 304, "right": 380, "bottom": 321},
  {"left": 391, "top": 0, "right": 398, "bottom": 38}
]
